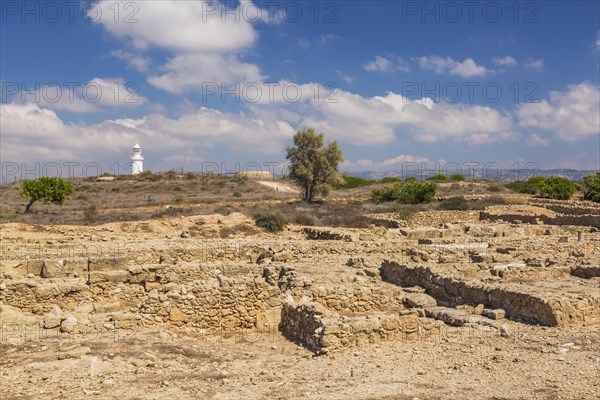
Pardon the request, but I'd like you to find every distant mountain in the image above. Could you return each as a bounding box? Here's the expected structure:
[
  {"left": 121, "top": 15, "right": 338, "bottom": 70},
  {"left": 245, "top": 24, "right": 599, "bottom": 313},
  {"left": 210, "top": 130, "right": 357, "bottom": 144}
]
[{"left": 349, "top": 169, "right": 597, "bottom": 182}]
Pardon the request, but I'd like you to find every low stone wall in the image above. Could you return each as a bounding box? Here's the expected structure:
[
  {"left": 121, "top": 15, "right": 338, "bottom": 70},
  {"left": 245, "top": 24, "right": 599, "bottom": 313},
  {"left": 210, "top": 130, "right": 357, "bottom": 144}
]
[
  {"left": 380, "top": 260, "right": 600, "bottom": 326},
  {"left": 529, "top": 199, "right": 600, "bottom": 216},
  {"left": 280, "top": 300, "right": 442, "bottom": 354},
  {"left": 302, "top": 228, "right": 358, "bottom": 242},
  {"left": 305, "top": 285, "right": 405, "bottom": 313},
  {"left": 480, "top": 211, "right": 600, "bottom": 228},
  {"left": 264, "top": 264, "right": 406, "bottom": 313},
  {"left": 138, "top": 274, "right": 282, "bottom": 331}
]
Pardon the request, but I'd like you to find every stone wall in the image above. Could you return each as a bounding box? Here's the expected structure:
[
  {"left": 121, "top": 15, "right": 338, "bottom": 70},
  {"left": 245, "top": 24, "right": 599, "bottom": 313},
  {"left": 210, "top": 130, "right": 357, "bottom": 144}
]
[
  {"left": 380, "top": 260, "right": 600, "bottom": 326},
  {"left": 302, "top": 228, "right": 358, "bottom": 242},
  {"left": 280, "top": 300, "right": 443, "bottom": 354},
  {"left": 480, "top": 211, "right": 600, "bottom": 228}
]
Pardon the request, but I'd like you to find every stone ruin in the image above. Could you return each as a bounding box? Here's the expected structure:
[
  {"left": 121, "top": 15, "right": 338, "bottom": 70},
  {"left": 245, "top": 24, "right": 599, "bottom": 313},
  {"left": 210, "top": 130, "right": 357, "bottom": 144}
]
[{"left": 1, "top": 201, "right": 599, "bottom": 355}]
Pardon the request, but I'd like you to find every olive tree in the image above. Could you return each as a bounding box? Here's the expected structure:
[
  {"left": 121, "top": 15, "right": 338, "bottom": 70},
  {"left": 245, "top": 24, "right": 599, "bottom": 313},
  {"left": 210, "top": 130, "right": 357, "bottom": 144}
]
[
  {"left": 286, "top": 129, "right": 344, "bottom": 202},
  {"left": 21, "top": 177, "right": 74, "bottom": 213}
]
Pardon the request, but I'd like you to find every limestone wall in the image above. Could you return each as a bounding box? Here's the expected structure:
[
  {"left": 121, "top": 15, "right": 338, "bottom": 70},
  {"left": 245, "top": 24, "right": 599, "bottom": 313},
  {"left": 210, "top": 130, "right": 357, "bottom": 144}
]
[
  {"left": 380, "top": 260, "right": 600, "bottom": 326},
  {"left": 280, "top": 300, "right": 442, "bottom": 354},
  {"left": 480, "top": 211, "right": 600, "bottom": 228}
]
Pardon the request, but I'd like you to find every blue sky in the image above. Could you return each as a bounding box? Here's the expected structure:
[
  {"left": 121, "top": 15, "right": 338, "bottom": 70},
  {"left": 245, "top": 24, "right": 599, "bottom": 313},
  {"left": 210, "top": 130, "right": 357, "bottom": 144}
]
[{"left": 1, "top": 0, "right": 599, "bottom": 178}]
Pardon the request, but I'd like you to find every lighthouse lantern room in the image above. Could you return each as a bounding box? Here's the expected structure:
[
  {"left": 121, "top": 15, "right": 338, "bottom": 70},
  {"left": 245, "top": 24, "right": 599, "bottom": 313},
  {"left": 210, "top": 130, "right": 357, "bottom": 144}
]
[{"left": 130, "top": 142, "right": 144, "bottom": 175}]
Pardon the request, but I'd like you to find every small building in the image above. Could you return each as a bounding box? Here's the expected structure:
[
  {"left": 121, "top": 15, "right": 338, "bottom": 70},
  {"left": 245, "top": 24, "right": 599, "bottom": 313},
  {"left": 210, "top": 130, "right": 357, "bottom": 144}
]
[
  {"left": 130, "top": 143, "right": 144, "bottom": 175},
  {"left": 236, "top": 171, "right": 273, "bottom": 180}
]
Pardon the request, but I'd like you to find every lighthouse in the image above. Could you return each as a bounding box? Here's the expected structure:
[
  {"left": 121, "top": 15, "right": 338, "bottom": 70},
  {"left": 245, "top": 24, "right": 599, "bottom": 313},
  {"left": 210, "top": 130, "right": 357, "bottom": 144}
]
[{"left": 130, "top": 142, "right": 144, "bottom": 175}]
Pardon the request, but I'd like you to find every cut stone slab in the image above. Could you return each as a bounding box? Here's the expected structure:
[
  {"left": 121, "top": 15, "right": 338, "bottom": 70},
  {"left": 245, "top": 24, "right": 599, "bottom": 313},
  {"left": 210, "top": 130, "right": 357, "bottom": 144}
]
[{"left": 404, "top": 292, "right": 437, "bottom": 308}]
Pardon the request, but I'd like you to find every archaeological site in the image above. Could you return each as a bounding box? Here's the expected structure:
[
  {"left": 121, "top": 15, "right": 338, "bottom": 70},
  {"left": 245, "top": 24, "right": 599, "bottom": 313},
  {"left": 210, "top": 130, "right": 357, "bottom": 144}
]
[{"left": 1, "top": 176, "right": 599, "bottom": 399}]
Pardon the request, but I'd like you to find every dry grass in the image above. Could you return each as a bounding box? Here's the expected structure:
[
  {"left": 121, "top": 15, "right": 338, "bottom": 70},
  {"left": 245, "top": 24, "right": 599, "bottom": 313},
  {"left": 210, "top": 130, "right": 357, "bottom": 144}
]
[
  {"left": 1, "top": 175, "right": 531, "bottom": 227},
  {"left": 0, "top": 174, "right": 295, "bottom": 225}
]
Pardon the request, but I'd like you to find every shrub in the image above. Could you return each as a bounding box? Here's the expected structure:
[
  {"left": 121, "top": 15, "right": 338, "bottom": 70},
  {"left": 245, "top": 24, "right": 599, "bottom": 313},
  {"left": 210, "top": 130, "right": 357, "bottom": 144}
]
[
  {"left": 583, "top": 171, "right": 600, "bottom": 202},
  {"left": 83, "top": 204, "right": 98, "bottom": 224},
  {"left": 372, "top": 181, "right": 437, "bottom": 204},
  {"left": 379, "top": 177, "right": 403, "bottom": 184},
  {"left": 427, "top": 173, "right": 448, "bottom": 181},
  {"left": 397, "top": 181, "right": 437, "bottom": 204},
  {"left": 372, "top": 183, "right": 402, "bottom": 203},
  {"left": 392, "top": 205, "right": 414, "bottom": 220},
  {"left": 505, "top": 181, "right": 539, "bottom": 194},
  {"left": 538, "top": 177, "right": 576, "bottom": 200},
  {"left": 450, "top": 174, "right": 465, "bottom": 181},
  {"left": 232, "top": 191, "right": 242, "bottom": 198},
  {"left": 335, "top": 175, "right": 375, "bottom": 189},
  {"left": 486, "top": 185, "right": 502, "bottom": 192},
  {"left": 254, "top": 210, "right": 289, "bottom": 232},
  {"left": 438, "top": 196, "right": 468, "bottom": 210},
  {"left": 527, "top": 176, "right": 547, "bottom": 185},
  {"left": 174, "top": 195, "right": 184, "bottom": 204},
  {"left": 214, "top": 205, "right": 231, "bottom": 216}
]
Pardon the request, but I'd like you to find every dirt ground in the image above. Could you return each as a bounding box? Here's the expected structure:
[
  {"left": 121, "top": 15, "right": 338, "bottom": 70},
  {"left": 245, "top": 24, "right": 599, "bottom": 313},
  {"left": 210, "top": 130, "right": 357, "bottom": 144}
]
[{"left": 1, "top": 321, "right": 599, "bottom": 399}]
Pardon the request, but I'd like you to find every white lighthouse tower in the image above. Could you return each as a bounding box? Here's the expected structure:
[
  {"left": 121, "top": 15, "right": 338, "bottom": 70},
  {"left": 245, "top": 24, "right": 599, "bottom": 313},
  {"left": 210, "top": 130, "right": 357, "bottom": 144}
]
[{"left": 130, "top": 142, "right": 144, "bottom": 175}]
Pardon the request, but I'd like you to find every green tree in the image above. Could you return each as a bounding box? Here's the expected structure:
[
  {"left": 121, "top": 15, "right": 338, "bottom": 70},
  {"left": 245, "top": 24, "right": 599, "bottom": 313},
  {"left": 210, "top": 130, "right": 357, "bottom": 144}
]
[
  {"left": 583, "top": 171, "right": 600, "bottom": 202},
  {"left": 450, "top": 174, "right": 465, "bottom": 181},
  {"left": 538, "top": 177, "right": 576, "bottom": 200},
  {"left": 21, "top": 177, "right": 74, "bottom": 213},
  {"left": 286, "top": 129, "right": 344, "bottom": 202}
]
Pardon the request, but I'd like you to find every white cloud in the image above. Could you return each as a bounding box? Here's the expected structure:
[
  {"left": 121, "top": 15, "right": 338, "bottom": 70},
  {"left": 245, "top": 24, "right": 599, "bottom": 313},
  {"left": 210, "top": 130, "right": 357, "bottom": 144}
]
[
  {"left": 336, "top": 70, "right": 355, "bottom": 84},
  {"left": 318, "top": 34, "right": 341, "bottom": 45},
  {"left": 493, "top": 56, "right": 517, "bottom": 66},
  {"left": 297, "top": 38, "right": 311, "bottom": 49},
  {"left": 596, "top": 31, "right": 600, "bottom": 50},
  {"left": 363, "top": 56, "right": 410, "bottom": 73},
  {"left": 93, "top": 0, "right": 263, "bottom": 93},
  {"left": 517, "top": 81, "right": 600, "bottom": 142},
  {"left": 148, "top": 53, "right": 264, "bottom": 94},
  {"left": 525, "top": 133, "right": 550, "bottom": 147},
  {"left": 93, "top": 0, "right": 257, "bottom": 53},
  {"left": 261, "top": 86, "right": 515, "bottom": 146},
  {"left": 110, "top": 50, "right": 151, "bottom": 72},
  {"left": 296, "top": 34, "right": 340, "bottom": 49},
  {"left": 13, "top": 78, "right": 147, "bottom": 113},
  {"left": 418, "top": 56, "right": 488, "bottom": 78},
  {"left": 0, "top": 102, "right": 296, "bottom": 163},
  {"left": 2, "top": 81, "right": 518, "bottom": 165},
  {"left": 525, "top": 58, "right": 544, "bottom": 70}
]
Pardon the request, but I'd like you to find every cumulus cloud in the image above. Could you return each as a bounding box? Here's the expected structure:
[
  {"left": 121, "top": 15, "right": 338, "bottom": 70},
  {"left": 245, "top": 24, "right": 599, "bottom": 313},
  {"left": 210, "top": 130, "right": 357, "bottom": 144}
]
[
  {"left": 257, "top": 86, "right": 515, "bottom": 146},
  {"left": 517, "top": 81, "right": 600, "bottom": 142},
  {"left": 363, "top": 56, "right": 410, "bottom": 73},
  {"left": 0, "top": 102, "right": 296, "bottom": 163},
  {"left": 336, "top": 70, "right": 355, "bottom": 84},
  {"left": 2, "top": 81, "right": 519, "bottom": 164},
  {"left": 418, "top": 56, "right": 488, "bottom": 77},
  {"left": 110, "top": 50, "right": 151, "bottom": 73},
  {"left": 493, "top": 56, "right": 517, "bottom": 66},
  {"left": 93, "top": 0, "right": 264, "bottom": 92},
  {"left": 9, "top": 78, "right": 147, "bottom": 113},
  {"left": 525, "top": 58, "right": 544, "bottom": 70}
]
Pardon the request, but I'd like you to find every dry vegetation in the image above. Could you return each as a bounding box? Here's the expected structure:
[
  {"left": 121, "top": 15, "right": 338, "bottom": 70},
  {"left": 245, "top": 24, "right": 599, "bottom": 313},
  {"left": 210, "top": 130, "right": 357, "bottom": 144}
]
[{"left": 0, "top": 173, "right": 534, "bottom": 228}]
